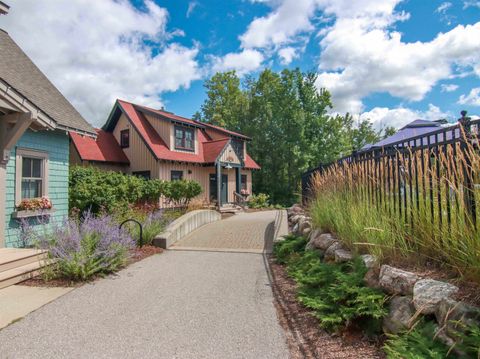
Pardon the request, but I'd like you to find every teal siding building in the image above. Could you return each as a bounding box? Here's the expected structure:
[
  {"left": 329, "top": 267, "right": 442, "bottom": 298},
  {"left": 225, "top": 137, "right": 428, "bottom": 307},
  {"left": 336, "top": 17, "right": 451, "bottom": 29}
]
[
  {"left": 4, "top": 130, "right": 70, "bottom": 247},
  {"left": 0, "top": 28, "right": 95, "bottom": 248}
]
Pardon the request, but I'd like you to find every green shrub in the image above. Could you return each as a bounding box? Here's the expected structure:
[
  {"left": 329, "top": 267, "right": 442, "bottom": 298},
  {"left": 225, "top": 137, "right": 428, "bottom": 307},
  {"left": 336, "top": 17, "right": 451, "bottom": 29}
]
[
  {"left": 383, "top": 320, "right": 452, "bottom": 359},
  {"left": 288, "top": 253, "right": 387, "bottom": 332},
  {"left": 163, "top": 180, "right": 202, "bottom": 207},
  {"left": 273, "top": 234, "right": 308, "bottom": 264},
  {"left": 248, "top": 193, "right": 270, "bottom": 208}
]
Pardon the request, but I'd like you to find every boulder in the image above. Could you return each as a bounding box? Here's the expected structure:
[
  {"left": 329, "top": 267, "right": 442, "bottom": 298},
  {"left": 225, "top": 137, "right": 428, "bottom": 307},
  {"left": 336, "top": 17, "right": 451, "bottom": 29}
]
[
  {"left": 287, "top": 204, "right": 304, "bottom": 216},
  {"left": 324, "top": 241, "right": 343, "bottom": 261},
  {"left": 379, "top": 265, "right": 419, "bottom": 295},
  {"left": 290, "top": 214, "right": 302, "bottom": 225},
  {"left": 314, "top": 233, "right": 338, "bottom": 250},
  {"left": 305, "top": 229, "right": 324, "bottom": 251},
  {"left": 334, "top": 249, "right": 353, "bottom": 263},
  {"left": 298, "top": 217, "right": 311, "bottom": 231},
  {"left": 383, "top": 296, "right": 415, "bottom": 334},
  {"left": 413, "top": 279, "right": 459, "bottom": 315},
  {"left": 361, "top": 254, "right": 377, "bottom": 269},
  {"left": 435, "top": 298, "right": 480, "bottom": 337},
  {"left": 302, "top": 226, "right": 312, "bottom": 236},
  {"left": 292, "top": 223, "right": 299, "bottom": 235},
  {"left": 364, "top": 267, "right": 381, "bottom": 289}
]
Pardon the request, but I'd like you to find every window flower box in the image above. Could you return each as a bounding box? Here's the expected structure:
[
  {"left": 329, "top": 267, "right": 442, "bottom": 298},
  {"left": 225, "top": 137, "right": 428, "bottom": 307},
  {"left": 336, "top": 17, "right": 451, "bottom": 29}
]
[
  {"left": 12, "top": 197, "right": 54, "bottom": 219},
  {"left": 12, "top": 208, "right": 56, "bottom": 219}
]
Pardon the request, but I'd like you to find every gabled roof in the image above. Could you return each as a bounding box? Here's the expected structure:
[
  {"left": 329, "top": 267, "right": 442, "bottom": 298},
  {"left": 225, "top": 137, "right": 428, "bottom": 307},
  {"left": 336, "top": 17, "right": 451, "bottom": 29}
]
[
  {"left": 0, "top": 29, "right": 95, "bottom": 136},
  {"left": 199, "top": 121, "right": 251, "bottom": 140},
  {"left": 99, "top": 99, "right": 261, "bottom": 168},
  {"left": 70, "top": 129, "right": 129, "bottom": 164}
]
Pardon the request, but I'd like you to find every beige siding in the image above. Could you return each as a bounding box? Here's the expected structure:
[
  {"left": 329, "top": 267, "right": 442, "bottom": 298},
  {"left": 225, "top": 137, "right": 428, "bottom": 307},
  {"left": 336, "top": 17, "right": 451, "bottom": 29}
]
[
  {"left": 219, "top": 143, "right": 241, "bottom": 165},
  {"left": 156, "top": 162, "right": 253, "bottom": 206},
  {"left": 113, "top": 113, "right": 159, "bottom": 178},
  {"left": 144, "top": 114, "right": 171, "bottom": 149},
  {"left": 205, "top": 128, "right": 227, "bottom": 140},
  {"left": 158, "top": 162, "right": 211, "bottom": 206}
]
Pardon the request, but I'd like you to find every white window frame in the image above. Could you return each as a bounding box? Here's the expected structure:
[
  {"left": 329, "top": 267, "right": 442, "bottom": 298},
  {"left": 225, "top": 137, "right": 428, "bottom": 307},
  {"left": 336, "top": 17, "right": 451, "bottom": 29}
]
[{"left": 15, "top": 148, "right": 49, "bottom": 205}]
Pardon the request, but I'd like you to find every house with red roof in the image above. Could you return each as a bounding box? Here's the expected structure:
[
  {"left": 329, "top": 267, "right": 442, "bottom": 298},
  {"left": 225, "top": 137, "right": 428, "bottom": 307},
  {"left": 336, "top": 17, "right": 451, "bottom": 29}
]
[{"left": 70, "top": 99, "right": 260, "bottom": 207}]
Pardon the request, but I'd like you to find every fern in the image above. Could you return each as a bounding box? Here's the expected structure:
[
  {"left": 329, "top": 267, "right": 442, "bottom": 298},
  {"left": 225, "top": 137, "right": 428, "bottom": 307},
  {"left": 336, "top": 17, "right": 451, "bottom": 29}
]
[
  {"left": 383, "top": 320, "right": 452, "bottom": 359},
  {"left": 287, "top": 253, "right": 387, "bottom": 332},
  {"left": 273, "top": 234, "right": 307, "bottom": 264}
]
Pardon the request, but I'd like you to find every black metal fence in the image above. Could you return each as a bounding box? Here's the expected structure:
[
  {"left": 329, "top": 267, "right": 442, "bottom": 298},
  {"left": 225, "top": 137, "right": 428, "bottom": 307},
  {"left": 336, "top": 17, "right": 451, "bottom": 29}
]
[{"left": 302, "top": 114, "right": 480, "bottom": 231}]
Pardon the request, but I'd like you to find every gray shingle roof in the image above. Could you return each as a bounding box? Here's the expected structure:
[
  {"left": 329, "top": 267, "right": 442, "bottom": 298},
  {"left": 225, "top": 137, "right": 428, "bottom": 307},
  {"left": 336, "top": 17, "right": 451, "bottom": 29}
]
[{"left": 0, "top": 29, "right": 95, "bottom": 135}]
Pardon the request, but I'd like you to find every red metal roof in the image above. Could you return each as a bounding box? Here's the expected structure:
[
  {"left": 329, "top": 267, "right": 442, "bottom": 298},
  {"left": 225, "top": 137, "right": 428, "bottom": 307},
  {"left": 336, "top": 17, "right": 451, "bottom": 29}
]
[
  {"left": 199, "top": 121, "right": 251, "bottom": 140},
  {"left": 70, "top": 129, "right": 129, "bottom": 164},
  {"left": 94, "top": 99, "right": 261, "bottom": 168},
  {"left": 244, "top": 153, "right": 261, "bottom": 170}
]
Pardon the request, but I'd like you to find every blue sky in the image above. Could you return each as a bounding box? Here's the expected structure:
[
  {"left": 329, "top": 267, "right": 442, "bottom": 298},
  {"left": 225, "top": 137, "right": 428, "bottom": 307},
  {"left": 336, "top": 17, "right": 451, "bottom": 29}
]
[{"left": 1, "top": 0, "right": 480, "bottom": 129}]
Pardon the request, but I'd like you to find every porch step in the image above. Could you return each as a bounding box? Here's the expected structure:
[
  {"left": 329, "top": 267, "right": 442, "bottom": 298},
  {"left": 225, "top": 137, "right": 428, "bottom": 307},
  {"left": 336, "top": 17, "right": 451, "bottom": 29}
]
[
  {"left": 0, "top": 249, "right": 48, "bottom": 289},
  {"left": 0, "top": 249, "right": 47, "bottom": 273},
  {"left": 219, "top": 204, "right": 244, "bottom": 214},
  {"left": 0, "top": 261, "right": 45, "bottom": 289}
]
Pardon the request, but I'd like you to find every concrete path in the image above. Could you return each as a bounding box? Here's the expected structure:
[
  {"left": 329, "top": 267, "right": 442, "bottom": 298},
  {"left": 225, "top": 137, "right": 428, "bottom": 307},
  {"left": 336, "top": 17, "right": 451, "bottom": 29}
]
[
  {"left": 0, "top": 285, "right": 73, "bottom": 329},
  {"left": 0, "top": 213, "right": 289, "bottom": 359},
  {"left": 171, "top": 210, "right": 277, "bottom": 253}
]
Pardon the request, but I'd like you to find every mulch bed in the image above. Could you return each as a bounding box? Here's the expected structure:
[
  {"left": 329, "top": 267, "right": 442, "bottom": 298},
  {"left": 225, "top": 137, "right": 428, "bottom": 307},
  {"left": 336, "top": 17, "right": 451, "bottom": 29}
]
[
  {"left": 20, "top": 245, "right": 163, "bottom": 288},
  {"left": 268, "top": 256, "right": 385, "bottom": 359}
]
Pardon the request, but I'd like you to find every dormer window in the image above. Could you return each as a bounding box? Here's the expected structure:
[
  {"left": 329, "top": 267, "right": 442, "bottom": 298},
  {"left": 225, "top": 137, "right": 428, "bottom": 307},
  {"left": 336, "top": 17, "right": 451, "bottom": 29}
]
[
  {"left": 120, "top": 129, "right": 129, "bottom": 148},
  {"left": 174, "top": 125, "right": 194, "bottom": 151}
]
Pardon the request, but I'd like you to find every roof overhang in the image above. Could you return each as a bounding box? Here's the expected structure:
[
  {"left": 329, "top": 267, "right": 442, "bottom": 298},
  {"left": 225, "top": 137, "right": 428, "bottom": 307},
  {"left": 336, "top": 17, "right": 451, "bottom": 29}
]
[
  {"left": 0, "top": 79, "right": 96, "bottom": 137},
  {"left": 0, "top": 1, "right": 9, "bottom": 15}
]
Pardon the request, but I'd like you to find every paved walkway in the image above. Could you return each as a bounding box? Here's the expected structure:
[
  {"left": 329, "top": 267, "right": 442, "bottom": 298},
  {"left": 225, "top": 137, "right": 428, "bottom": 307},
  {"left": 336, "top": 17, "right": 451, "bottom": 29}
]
[
  {"left": 0, "top": 213, "right": 289, "bottom": 359},
  {"left": 171, "top": 210, "right": 277, "bottom": 253}
]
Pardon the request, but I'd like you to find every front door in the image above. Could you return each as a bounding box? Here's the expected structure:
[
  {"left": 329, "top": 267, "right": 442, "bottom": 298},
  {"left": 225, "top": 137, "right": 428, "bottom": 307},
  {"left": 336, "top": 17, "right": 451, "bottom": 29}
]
[{"left": 209, "top": 174, "right": 228, "bottom": 204}]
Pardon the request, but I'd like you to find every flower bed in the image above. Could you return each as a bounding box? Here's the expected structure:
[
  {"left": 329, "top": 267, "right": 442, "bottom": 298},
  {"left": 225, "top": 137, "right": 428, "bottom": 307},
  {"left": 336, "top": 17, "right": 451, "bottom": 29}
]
[{"left": 281, "top": 204, "right": 480, "bottom": 358}]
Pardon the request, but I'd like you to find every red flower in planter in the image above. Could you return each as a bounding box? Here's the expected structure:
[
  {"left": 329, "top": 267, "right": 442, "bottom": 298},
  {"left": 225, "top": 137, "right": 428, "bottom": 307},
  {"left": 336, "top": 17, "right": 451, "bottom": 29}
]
[{"left": 17, "top": 197, "right": 53, "bottom": 211}]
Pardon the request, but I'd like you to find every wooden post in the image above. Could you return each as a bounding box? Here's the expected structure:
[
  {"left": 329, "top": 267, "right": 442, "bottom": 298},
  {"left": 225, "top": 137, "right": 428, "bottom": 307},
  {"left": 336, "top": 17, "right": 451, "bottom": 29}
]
[
  {"left": 235, "top": 167, "right": 241, "bottom": 194},
  {"left": 216, "top": 161, "right": 222, "bottom": 208}
]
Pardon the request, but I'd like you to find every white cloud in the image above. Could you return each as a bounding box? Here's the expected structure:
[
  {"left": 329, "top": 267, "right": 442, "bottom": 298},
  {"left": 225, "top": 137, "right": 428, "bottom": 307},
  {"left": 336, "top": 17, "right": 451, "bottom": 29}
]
[
  {"left": 238, "top": 0, "right": 480, "bottom": 113},
  {"left": 359, "top": 104, "right": 452, "bottom": 130},
  {"left": 441, "top": 84, "right": 459, "bottom": 92},
  {"left": 1, "top": 0, "right": 201, "bottom": 126},
  {"left": 278, "top": 47, "right": 298, "bottom": 65},
  {"left": 315, "top": 3, "right": 480, "bottom": 113},
  {"left": 458, "top": 88, "right": 480, "bottom": 106},
  {"left": 239, "top": 0, "right": 317, "bottom": 49},
  {"left": 436, "top": 2, "right": 452, "bottom": 14},
  {"left": 186, "top": 1, "right": 198, "bottom": 18},
  {"left": 212, "top": 49, "right": 264, "bottom": 75},
  {"left": 463, "top": 1, "right": 480, "bottom": 9}
]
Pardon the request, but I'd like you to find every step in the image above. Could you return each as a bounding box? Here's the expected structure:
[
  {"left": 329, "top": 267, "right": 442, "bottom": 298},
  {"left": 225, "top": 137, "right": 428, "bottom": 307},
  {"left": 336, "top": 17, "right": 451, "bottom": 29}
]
[
  {"left": 0, "top": 250, "right": 47, "bottom": 273},
  {"left": 0, "top": 261, "right": 45, "bottom": 290}
]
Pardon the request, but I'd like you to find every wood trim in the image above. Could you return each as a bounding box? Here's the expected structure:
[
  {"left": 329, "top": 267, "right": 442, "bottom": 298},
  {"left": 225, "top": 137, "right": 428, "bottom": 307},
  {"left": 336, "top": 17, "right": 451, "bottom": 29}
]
[{"left": 15, "top": 148, "right": 49, "bottom": 205}]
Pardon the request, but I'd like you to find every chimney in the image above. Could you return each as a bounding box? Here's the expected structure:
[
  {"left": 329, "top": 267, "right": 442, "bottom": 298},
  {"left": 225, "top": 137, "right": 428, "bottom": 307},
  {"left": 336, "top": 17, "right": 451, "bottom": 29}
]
[{"left": 0, "top": 1, "right": 9, "bottom": 15}]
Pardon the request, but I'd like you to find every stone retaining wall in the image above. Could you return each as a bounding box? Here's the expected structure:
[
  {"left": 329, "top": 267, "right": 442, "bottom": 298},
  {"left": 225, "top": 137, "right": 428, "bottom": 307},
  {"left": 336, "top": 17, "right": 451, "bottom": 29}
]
[
  {"left": 286, "top": 204, "right": 480, "bottom": 351},
  {"left": 153, "top": 210, "right": 221, "bottom": 249}
]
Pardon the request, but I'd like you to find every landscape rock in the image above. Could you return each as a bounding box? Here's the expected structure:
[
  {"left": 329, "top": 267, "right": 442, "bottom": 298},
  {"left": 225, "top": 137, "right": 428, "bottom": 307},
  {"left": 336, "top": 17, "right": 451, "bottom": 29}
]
[
  {"left": 292, "top": 223, "right": 299, "bottom": 235},
  {"left": 413, "top": 279, "right": 459, "bottom": 315},
  {"left": 379, "top": 265, "right": 419, "bottom": 295},
  {"left": 435, "top": 298, "right": 480, "bottom": 337},
  {"left": 287, "top": 204, "right": 304, "bottom": 216},
  {"left": 305, "top": 229, "right": 324, "bottom": 251},
  {"left": 383, "top": 296, "right": 415, "bottom": 334},
  {"left": 364, "top": 267, "right": 381, "bottom": 289},
  {"left": 314, "top": 233, "right": 338, "bottom": 250},
  {"left": 361, "top": 254, "right": 377, "bottom": 269},
  {"left": 334, "top": 249, "right": 353, "bottom": 263},
  {"left": 289, "top": 215, "right": 302, "bottom": 225},
  {"left": 298, "top": 217, "right": 312, "bottom": 234},
  {"left": 324, "top": 241, "right": 343, "bottom": 261},
  {"left": 302, "top": 226, "right": 312, "bottom": 236}
]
